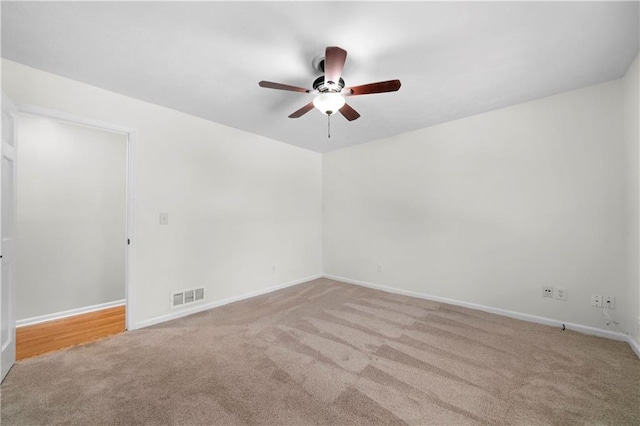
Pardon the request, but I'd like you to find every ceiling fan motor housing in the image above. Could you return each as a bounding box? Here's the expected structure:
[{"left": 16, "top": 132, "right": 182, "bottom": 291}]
[{"left": 313, "top": 76, "right": 345, "bottom": 93}]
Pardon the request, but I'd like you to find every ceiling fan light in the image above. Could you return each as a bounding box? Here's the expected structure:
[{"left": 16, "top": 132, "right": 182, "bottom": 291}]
[{"left": 313, "top": 92, "right": 345, "bottom": 115}]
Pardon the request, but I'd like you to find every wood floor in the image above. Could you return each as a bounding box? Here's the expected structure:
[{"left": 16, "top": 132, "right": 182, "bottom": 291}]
[{"left": 15, "top": 305, "right": 126, "bottom": 360}]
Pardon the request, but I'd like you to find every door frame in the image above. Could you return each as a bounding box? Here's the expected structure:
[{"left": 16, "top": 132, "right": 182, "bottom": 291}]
[
  {"left": 18, "top": 105, "right": 137, "bottom": 330},
  {"left": 2, "top": 93, "right": 19, "bottom": 381}
]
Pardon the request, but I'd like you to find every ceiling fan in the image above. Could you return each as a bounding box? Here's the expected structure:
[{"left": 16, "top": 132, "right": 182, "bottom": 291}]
[{"left": 258, "top": 46, "right": 401, "bottom": 137}]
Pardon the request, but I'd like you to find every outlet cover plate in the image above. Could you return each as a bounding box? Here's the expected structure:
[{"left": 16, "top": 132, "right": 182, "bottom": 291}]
[
  {"left": 542, "top": 286, "right": 553, "bottom": 298},
  {"left": 603, "top": 295, "right": 615, "bottom": 309},
  {"left": 554, "top": 287, "right": 567, "bottom": 301}
]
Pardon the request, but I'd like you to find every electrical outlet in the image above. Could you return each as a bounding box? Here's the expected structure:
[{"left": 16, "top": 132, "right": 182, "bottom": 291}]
[
  {"left": 603, "top": 295, "right": 615, "bottom": 309},
  {"left": 377, "top": 264, "right": 383, "bottom": 273},
  {"left": 554, "top": 287, "right": 567, "bottom": 301},
  {"left": 542, "top": 286, "right": 553, "bottom": 298},
  {"left": 591, "top": 294, "right": 603, "bottom": 308},
  {"left": 159, "top": 212, "right": 169, "bottom": 225}
]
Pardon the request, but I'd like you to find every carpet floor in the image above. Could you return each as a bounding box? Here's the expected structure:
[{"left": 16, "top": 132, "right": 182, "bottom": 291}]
[{"left": 1, "top": 278, "right": 639, "bottom": 425}]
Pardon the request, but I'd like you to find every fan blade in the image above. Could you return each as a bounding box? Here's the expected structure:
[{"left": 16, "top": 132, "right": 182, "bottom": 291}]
[
  {"left": 288, "top": 102, "right": 314, "bottom": 118},
  {"left": 324, "top": 46, "right": 347, "bottom": 85},
  {"left": 339, "top": 103, "right": 360, "bottom": 121},
  {"left": 343, "top": 79, "right": 401, "bottom": 96},
  {"left": 259, "top": 81, "right": 310, "bottom": 93}
]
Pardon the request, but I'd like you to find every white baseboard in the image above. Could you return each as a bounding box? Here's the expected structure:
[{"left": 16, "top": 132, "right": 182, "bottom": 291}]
[
  {"left": 16, "top": 299, "right": 126, "bottom": 328},
  {"left": 628, "top": 336, "right": 640, "bottom": 359},
  {"left": 323, "top": 274, "right": 631, "bottom": 343},
  {"left": 135, "top": 274, "right": 323, "bottom": 330}
]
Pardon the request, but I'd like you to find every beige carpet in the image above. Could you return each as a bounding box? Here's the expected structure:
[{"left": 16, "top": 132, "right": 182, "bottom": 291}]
[{"left": 1, "top": 278, "right": 639, "bottom": 425}]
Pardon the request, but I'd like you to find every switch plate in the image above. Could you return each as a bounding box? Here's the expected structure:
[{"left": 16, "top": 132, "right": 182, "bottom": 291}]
[
  {"left": 554, "top": 287, "right": 567, "bottom": 301},
  {"left": 159, "top": 213, "right": 169, "bottom": 225}
]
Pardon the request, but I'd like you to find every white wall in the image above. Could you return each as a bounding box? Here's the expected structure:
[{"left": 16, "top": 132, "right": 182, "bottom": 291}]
[
  {"left": 623, "top": 55, "right": 640, "bottom": 346},
  {"left": 3, "top": 57, "right": 635, "bottom": 339},
  {"left": 2, "top": 59, "right": 323, "bottom": 327},
  {"left": 17, "top": 115, "right": 127, "bottom": 320},
  {"left": 324, "top": 79, "right": 628, "bottom": 333}
]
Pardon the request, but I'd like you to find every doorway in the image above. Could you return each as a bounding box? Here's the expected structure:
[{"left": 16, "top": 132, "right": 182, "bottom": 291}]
[{"left": 13, "top": 109, "right": 135, "bottom": 360}]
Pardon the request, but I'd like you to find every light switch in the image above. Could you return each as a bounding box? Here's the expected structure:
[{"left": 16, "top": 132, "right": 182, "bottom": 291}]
[{"left": 159, "top": 213, "right": 169, "bottom": 225}]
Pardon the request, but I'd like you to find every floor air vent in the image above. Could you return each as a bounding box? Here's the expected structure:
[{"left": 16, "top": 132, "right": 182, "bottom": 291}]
[{"left": 171, "top": 287, "right": 205, "bottom": 309}]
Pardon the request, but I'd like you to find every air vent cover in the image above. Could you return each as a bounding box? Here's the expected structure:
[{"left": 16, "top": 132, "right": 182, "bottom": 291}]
[
  {"left": 172, "top": 292, "right": 184, "bottom": 307},
  {"left": 171, "top": 287, "right": 205, "bottom": 309},
  {"left": 195, "top": 288, "right": 205, "bottom": 301}
]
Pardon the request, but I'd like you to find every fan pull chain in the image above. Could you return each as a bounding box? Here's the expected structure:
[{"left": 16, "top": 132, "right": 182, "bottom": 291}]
[{"left": 328, "top": 114, "right": 331, "bottom": 138}]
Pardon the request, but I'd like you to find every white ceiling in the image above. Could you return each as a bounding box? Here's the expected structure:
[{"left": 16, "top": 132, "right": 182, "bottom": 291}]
[{"left": 2, "top": 2, "right": 639, "bottom": 153}]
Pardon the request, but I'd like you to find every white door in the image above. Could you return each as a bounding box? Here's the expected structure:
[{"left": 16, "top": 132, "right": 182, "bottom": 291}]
[{"left": 1, "top": 93, "right": 17, "bottom": 382}]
